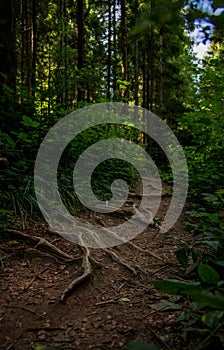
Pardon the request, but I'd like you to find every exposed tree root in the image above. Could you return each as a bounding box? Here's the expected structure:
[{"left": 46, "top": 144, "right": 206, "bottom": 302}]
[
  {"left": 89, "top": 256, "right": 105, "bottom": 268},
  {"left": 94, "top": 213, "right": 160, "bottom": 261},
  {"left": 3, "top": 229, "right": 75, "bottom": 261},
  {"left": 103, "top": 248, "right": 137, "bottom": 275},
  {"left": 127, "top": 241, "right": 163, "bottom": 261},
  {"left": 24, "top": 247, "right": 79, "bottom": 264},
  {"left": 60, "top": 243, "right": 150, "bottom": 301},
  {"left": 61, "top": 245, "right": 91, "bottom": 301},
  {"left": 3, "top": 228, "right": 156, "bottom": 300}
]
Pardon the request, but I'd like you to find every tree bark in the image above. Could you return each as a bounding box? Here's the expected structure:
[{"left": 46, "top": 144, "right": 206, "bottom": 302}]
[
  {"left": 133, "top": 0, "right": 139, "bottom": 106},
  {"left": 112, "top": 0, "right": 117, "bottom": 99},
  {"left": 21, "top": 0, "right": 34, "bottom": 98},
  {"left": 77, "top": 0, "right": 85, "bottom": 102},
  {"left": 107, "top": 0, "right": 112, "bottom": 100},
  {"left": 0, "top": 0, "right": 16, "bottom": 107},
  {"left": 120, "top": 0, "right": 128, "bottom": 101}
]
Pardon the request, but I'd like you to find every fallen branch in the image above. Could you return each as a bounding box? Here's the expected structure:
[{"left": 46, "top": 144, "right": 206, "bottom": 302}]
[
  {"left": 95, "top": 297, "right": 119, "bottom": 306},
  {"left": 5, "top": 334, "right": 23, "bottom": 350}
]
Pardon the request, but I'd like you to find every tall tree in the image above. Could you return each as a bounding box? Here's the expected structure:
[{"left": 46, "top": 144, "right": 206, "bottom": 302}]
[
  {"left": 120, "top": 0, "right": 128, "bottom": 101},
  {"left": 21, "top": 0, "right": 35, "bottom": 98},
  {"left": 76, "top": 0, "right": 85, "bottom": 102},
  {"left": 133, "top": 0, "right": 139, "bottom": 106},
  {"left": 107, "top": 0, "right": 112, "bottom": 99},
  {"left": 112, "top": 0, "right": 118, "bottom": 99},
  {"left": 0, "top": 0, "right": 16, "bottom": 107}
]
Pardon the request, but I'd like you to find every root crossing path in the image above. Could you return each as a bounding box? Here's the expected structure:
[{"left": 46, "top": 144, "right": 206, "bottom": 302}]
[{"left": 0, "top": 183, "right": 188, "bottom": 350}]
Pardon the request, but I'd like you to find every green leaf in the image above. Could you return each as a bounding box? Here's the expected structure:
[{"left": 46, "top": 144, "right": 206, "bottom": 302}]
[
  {"left": 176, "top": 248, "right": 188, "bottom": 267},
  {"left": 198, "top": 264, "right": 220, "bottom": 284},
  {"left": 183, "top": 290, "right": 224, "bottom": 310},
  {"left": 127, "top": 341, "right": 159, "bottom": 350},
  {"left": 202, "top": 310, "right": 224, "bottom": 328},
  {"left": 214, "top": 261, "right": 224, "bottom": 267},
  {"left": 198, "top": 240, "right": 220, "bottom": 250},
  {"left": 152, "top": 279, "right": 201, "bottom": 295},
  {"left": 22, "top": 115, "right": 39, "bottom": 128},
  {"left": 17, "top": 132, "right": 32, "bottom": 142},
  {"left": 152, "top": 280, "right": 224, "bottom": 309},
  {"left": 150, "top": 299, "right": 182, "bottom": 311},
  {"left": 5, "top": 134, "right": 15, "bottom": 146},
  {"left": 185, "top": 262, "right": 199, "bottom": 275}
]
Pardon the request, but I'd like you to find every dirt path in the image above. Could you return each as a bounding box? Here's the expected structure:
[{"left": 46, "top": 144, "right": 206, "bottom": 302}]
[{"left": 0, "top": 183, "right": 189, "bottom": 350}]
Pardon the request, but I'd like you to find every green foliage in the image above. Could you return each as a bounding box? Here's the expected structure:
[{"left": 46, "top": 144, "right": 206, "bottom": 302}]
[
  {"left": 117, "top": 79, "right": 131, "bottom": 89},
  {"left": 198, "top": 264, "right": 220, "bottom": 285},
  {"left": 127, "top": 341, "right": 159, "bottom": 350},
  {"left": 33, "top": 346, "right": 62, "bottom": 350},
  {"left": 169, "top": 178, "right": 224, "bottom": 347},
  {"left": 58, "top": 123, "right": 141, "bottom": 210},
  {"left": 178, "top": 43, "right": 224, "bottom": 195},
  {"left": 153, "top": 44, "right": 224, "bottom": 347},
  {"left": 22, "top": 115, "right": 40, "bottom": 128},
  {"left": 0, "top": 101, "right": 141, "bottom": 227},
  {"left": 152, "top": 273, "right": 224, "bottom": 347},
  {"left": 202, "top": 310, "right": 224, "bottom": 329},
  {"left": 131, "top": 0, "right": 184, "bottom": 36},
  {"left": 176, "top": 247, "right": 189, "bottom": 267},
  {"left": 1, "top": 2, "right": 223, "bottom": 348},
  {"left": 132, "top": 0, "right": 224, "bottom": 43}
]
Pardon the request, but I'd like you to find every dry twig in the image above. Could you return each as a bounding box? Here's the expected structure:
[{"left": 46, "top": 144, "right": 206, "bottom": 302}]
[{"left": 24, "top": 265, "right": 50, "bottom": 291}]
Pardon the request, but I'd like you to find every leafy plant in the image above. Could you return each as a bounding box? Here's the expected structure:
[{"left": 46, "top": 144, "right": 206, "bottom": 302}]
[{"left": 127, "top": 341, "right": 159, "bottom": 350}]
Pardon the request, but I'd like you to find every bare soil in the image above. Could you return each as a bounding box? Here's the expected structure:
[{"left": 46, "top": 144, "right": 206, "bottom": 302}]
[{"left": 0, "top": 183, "right": 190, "bottom": 350}]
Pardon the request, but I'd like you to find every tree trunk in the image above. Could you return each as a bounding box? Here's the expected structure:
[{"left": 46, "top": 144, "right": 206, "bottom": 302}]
[
  {"left": 159, "top": 34, "right": 163, "bottom": 114},
  {"left": 120, "top": 0, "right": 128, "bottom": 101},
  {"left": 0, "top": 0, "right": 16, "bottom": 107},
  {"left": 31, "top": 0, "right": 36, "bottom": 97},
  {"left": 134, "top": 0, "right": 139, "bottom": 106},
  {"left": 107, "top": 0, "right": 112, "bottom": 100},
  {"left": 112, "top": 0, "right": 117, "bottom": 99},
  {"left": 77, "top": 0, "right": 85, "bottom": 103},
  {"left": 21, "top": 0, "right": 34, "bottom": 99}
]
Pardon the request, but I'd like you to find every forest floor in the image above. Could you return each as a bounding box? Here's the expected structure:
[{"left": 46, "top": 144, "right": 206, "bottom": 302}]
[{"left": 0, "top": 181, "right": 192, "bottom": 350}]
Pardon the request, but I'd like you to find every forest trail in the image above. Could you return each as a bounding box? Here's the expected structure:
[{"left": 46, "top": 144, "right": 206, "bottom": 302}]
[{"left": 0, "top": 182, "right": 189, "bottom": 350}]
